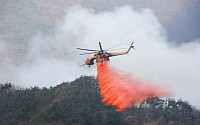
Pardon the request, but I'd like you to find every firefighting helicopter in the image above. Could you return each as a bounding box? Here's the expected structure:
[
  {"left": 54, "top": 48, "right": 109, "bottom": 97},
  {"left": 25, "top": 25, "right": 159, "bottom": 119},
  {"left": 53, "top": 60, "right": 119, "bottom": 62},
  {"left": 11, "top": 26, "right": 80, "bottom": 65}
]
[{"left": 77, "top": 42, "right": 134, "bottom": 67}]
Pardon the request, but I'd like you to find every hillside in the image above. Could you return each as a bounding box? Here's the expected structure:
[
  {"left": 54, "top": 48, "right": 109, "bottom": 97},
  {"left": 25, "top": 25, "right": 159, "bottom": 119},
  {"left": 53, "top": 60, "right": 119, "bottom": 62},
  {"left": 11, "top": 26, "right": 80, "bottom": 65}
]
[{"left": 0, "top": 76, "right": 199, "bottom": 125}]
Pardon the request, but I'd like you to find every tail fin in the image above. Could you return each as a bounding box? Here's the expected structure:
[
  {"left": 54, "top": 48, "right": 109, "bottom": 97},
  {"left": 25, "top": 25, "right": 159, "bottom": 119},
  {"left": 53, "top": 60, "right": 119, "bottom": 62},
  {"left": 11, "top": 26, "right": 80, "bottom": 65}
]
[{"left": 126, "top": 41, "right": 134, "bottom": 54}]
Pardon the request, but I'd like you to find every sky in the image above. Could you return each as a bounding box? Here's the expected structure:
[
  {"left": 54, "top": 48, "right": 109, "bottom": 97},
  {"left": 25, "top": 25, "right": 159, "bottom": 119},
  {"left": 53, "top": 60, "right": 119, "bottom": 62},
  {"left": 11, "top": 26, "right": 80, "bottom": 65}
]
[{"left": 0, "top": 5, "right": 200, "bottom": 108}]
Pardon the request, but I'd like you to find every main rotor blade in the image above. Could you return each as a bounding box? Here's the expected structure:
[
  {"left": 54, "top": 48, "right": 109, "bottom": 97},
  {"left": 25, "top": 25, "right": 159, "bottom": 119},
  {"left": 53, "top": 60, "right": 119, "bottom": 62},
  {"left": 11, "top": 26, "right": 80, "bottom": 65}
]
[
  {"left": 105, "top": 42, "right": 124, "bottom": 51},
  {"left": 79, "top": 52, "right": 98, "bottom": 55},
  {"left": 77, "top": 48, "right": 99, "bottom": 51},
  {"left": 107, "top": 48, "right": 126, "bottom": 51},
  {"left": 99, "top": 42, "right": 103, "bottom": 53}
]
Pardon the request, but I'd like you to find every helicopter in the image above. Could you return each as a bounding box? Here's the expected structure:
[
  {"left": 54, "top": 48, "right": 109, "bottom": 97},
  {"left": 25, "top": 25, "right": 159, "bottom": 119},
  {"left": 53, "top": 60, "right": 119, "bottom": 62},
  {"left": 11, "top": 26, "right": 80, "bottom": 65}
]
[{"left": 77, "top": 42, "right": 134, "bottom": 67}]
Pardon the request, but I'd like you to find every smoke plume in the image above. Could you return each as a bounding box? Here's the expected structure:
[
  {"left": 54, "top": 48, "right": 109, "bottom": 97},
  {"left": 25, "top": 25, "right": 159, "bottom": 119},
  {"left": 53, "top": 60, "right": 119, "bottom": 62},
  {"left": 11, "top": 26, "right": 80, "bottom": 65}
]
[{"left": 0, "top": 5, "right": 200, "bottom": 108}]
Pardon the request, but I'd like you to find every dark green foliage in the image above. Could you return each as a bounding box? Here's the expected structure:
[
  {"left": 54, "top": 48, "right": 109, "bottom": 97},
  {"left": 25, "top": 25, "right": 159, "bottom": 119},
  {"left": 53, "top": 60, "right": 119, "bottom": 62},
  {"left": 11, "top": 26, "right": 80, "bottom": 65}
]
[
  {"left": 43, "top": 76, "right": 121, "bottom": 125},
  {"left": 0, "top": 76, "right": 199, "bottom": 125}
]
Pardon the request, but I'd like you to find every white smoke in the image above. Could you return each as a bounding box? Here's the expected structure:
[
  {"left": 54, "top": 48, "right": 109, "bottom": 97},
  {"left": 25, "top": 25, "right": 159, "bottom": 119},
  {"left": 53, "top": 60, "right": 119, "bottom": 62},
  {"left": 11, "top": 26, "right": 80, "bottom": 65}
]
[
  {"left": 10, "top": 32, "right": 96, "bottom": 88},
  {"left": 1, "top": 5, "right": 200, "bottom": 108}
]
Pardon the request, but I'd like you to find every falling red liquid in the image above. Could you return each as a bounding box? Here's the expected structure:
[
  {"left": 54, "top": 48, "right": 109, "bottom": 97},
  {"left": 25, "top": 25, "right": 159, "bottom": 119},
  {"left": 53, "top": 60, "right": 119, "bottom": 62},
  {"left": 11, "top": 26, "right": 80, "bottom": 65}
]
[{"left": 97, "top": 61, "right": 169, "bottom": 111}]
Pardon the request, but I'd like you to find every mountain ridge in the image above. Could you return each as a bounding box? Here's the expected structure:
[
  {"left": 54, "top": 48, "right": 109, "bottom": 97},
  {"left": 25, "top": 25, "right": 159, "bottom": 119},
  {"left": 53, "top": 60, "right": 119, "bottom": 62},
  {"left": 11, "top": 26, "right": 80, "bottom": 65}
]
[{"left": 0, "top": 76, "right": 199, "bottom": 125}]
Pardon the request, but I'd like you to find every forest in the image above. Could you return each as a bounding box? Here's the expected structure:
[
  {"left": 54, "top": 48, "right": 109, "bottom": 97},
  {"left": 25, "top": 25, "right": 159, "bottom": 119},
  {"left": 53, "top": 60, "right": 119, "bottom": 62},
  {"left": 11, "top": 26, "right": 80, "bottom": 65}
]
[{"left": 0, "top": 76, "right": 199, "bottom": 125}]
